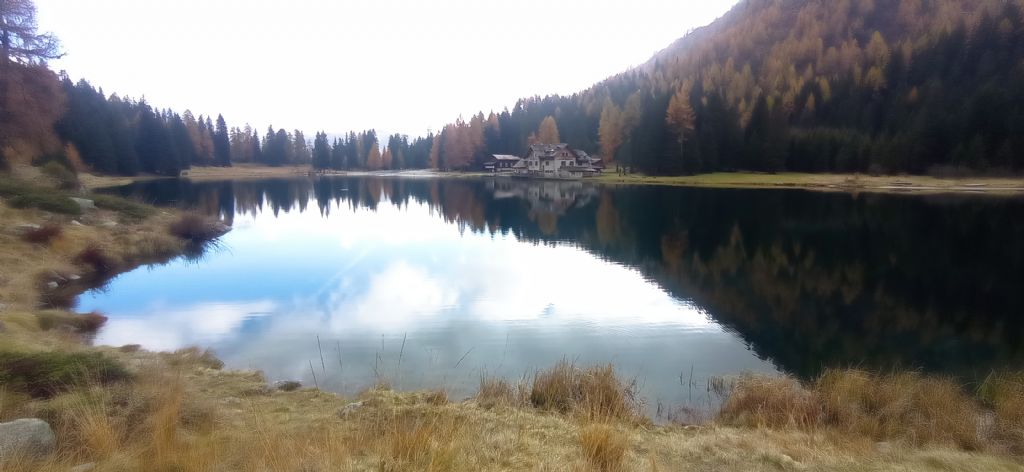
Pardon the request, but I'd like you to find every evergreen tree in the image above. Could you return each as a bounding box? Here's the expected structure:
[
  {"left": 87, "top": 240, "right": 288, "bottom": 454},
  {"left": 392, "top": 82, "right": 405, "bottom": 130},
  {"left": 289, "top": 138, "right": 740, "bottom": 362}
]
[
  {"left": 213, "top": 114, "right": 231, "bottom": 166},
  {"left": 312, "top": 131, "right": 331, "bottom": 170}
]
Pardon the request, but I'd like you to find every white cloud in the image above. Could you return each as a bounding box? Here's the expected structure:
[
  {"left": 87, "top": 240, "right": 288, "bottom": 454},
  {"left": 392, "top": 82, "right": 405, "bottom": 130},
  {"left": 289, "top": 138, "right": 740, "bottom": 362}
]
[
  {"left": 35, "top": 0, "right": 739, "bottom": 137},
  {"left": 96, "top": 300, "right": 276, "bottom": 351}
]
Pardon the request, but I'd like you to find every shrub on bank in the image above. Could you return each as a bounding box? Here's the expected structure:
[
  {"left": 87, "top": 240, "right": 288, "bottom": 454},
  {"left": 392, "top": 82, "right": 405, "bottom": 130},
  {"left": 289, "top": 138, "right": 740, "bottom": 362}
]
[
  {"left": 0, "top": 351, "right": 131, "bottom": 398},
  {"left": 40, "top": 161, "right": 79, "bottom": 190},
  {"left": 91, "top": 194, "right": 156, "bottom": 221},
  {"left": 74, "top": 244, "right": 116, "bottom": 275},
  {"left": 0, "top": 177, "right": 80, "bottom": 214},
  {"left": 169, "top": 214, "right": 226, "bottom": 242},
  {"left": 20, "top": 224, "right": 63, "bottom": 245},
  {"left": 36, "top": 311, "right": 109, "bottom": 333},
  {"left": 8, "top": 193, "right": 82, "bottom": 215}
]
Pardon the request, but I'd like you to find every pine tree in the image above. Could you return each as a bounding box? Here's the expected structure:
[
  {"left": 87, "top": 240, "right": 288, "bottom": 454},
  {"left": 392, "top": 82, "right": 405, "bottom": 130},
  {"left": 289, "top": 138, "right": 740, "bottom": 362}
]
[
  {"left": 213, "top": 114, "right": 231, "bottom": 166},
  {"left": 312, "top": 131, "right": 331, "bottom": 170}
]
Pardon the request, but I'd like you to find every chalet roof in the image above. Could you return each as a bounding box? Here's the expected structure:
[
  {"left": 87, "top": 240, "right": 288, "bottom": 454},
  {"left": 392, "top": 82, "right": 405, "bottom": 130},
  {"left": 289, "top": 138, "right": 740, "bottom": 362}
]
[
  {"left": 529, "top": 143, "right": 574, "bottom": 160},
  {"left": 512, "top": 160, "right": 528, "bottom": 168},
  {"left": 493, "top": 154, "right": 520, "bottom": 161}
]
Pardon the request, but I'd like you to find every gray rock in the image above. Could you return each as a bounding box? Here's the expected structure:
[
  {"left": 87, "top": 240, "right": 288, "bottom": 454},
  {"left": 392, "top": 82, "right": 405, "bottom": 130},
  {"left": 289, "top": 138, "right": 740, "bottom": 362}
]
[
  {"left": 99, "top": 220, "right": 118, "bottom": 228},
  {"left": 70, "top": 220, "right": 84, "bottom": 226},
  {"left": 0, "top": 418, "right": 56, "bottom": 461},
  {"left": 336, "top": 401, "right": 364, "bottom": 418},
  {"left": 70, "top": 463, "right": 96, "bottom": 472},
  {"left": 70, "top": 198, "right": 95, "bottom": 210},
  {"left": 68, "top": 274, "right": 81, "bottom": 281},
  {"left": 10, "top": 223, "right": 41, "bottom": 235},
  {"left": 45, "top": 281, "right": 59, "bottom": 290},
  {"left": 274, "top": 380, "right": 302, "bottom": 392}
]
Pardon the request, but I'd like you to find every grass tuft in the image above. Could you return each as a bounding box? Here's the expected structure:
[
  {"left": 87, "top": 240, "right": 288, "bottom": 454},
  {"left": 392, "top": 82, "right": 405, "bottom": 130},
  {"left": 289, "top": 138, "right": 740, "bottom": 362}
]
[
  {"left": 815, "top": 369, "right": 981, "bottom": 449},
  {"left": 718, "top": 369, "right": 983, "bottom": 449},
  {"left": 477, "top": 374, "right": 526, "bottom": 408},
  {"left": 978, "top": 371, "right": 1024, "bottom": 453},
  {"left": 166, "top": 347, "right": 225, "bottom": 370},
  {"left": 169, "top": 213, "right": 226, "bottom": 242},
  {"left": 579, "top": 423, "right": 628, "bottom": 471},
  {"left": 718, "top": 374, "right": 820, "bottom": 429},
  {"left": 530, "top": 361, "right": 642, "bottom": 423},
  {"left": 0, "top": 351, "right": 131, "bottom": 398},
  {"left": 20, "top": 224, "right": 62, "bottom": 245},
  {"left": 36, "top": 310, "right": 108, "bottom": 333},
  {"left": 73, "top": 244, "right": 117, "bottom": 275}
]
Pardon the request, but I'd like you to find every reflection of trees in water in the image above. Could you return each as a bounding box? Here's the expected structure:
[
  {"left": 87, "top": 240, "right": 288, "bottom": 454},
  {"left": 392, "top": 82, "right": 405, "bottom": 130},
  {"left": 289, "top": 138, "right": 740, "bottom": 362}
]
[{"left": 110, "top": 177, "right": 1024, "bottom": 378}]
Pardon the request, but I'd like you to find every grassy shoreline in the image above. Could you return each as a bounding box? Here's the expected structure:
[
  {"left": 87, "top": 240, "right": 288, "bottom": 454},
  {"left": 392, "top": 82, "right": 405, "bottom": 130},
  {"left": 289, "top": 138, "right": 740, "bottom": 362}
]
[
  {"left": 83, "top": 163, "right": 1024, "bottom": 196},
  {"left": 2, "top": 170, "right": 1023, "bottom": 470},
  {"left": 592, "top": 171, "right": 1024, "bottom": 195}
]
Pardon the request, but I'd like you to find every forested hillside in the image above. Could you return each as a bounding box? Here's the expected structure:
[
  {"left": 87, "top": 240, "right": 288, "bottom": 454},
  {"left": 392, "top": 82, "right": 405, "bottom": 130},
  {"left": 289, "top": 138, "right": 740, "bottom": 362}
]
[
  {"left": 4, "top": 0, "right": 1024, "bottom": 176},
  {"left": 426, "top": 0, "right": 1024, "bottom": 175}
]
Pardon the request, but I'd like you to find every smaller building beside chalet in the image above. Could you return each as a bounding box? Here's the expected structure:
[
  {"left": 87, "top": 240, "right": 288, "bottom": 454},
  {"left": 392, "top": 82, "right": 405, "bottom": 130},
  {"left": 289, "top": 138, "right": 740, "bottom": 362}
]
[{"left": 484, "top": 144, "right": 603, "bottom": 180}]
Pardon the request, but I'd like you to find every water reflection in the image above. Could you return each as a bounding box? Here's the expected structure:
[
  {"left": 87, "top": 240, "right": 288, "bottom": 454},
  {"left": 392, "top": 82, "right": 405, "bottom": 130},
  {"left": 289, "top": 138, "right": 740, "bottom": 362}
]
[{"left": 86, "top": 176, "right": 1024, "bottom": 409}]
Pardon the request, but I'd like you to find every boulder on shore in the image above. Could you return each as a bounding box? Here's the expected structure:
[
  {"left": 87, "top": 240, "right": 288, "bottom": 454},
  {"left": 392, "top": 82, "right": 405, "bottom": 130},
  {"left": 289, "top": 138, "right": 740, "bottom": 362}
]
[
  {"left": 70, "top": 197, "right": 95, "bottom": 210},
  {"left": 0, "top": 418, "right": 56, "bottom": 461},
  {"left": 274, "top": 380, "right": 302, "bottom": 392}
]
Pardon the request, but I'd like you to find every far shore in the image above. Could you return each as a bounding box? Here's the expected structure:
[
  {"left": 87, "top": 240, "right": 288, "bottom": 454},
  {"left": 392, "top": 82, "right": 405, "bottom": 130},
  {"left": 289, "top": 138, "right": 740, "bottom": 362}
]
[{"left": 80, "top": 163, "right": 1024, "bottom": 195}]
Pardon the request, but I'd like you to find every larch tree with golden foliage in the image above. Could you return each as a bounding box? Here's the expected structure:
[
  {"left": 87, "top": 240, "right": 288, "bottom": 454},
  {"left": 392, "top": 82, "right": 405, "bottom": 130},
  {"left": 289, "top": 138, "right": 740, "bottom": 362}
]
[
  {"left": 0, "top": 0, "right": 62, "bottom": 164},
  {"left": 428, "top": 134, "right": 441, "bottom": 169},
  {"left": 537, "top": 116, "right": 560, "bottom": 144},
  {"left": 598, "top": 99, "right": 623, "bottom": 165},
  {"left": 366, "top": 140, "right": 382, "bottom": 170},
  {"left": 665, "top": 85, "right": 696, "bottom": 155}
]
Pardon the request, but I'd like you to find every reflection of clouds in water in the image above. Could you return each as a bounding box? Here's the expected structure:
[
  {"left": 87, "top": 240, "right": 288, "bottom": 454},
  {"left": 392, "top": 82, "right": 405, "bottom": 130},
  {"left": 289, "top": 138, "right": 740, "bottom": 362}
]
[
  {"left": 327, "top": 261, "right": 459, "bottom": 332},
  {"left": 84, "top": 193, "right": 779, "bottom": 410},
  {"left": 96, "top": 300, "right": 275, "bottom": 351}
]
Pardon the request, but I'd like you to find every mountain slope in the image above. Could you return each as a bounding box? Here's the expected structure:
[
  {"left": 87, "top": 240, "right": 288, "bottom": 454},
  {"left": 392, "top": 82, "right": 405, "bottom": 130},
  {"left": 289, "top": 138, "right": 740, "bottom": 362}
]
[{"left": 436, "top": 0, "right": 1024, "bottom": 176}]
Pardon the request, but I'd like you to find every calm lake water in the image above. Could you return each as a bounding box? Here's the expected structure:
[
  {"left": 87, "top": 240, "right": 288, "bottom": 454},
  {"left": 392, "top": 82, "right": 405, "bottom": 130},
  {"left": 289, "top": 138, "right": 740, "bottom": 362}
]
[{"left": 82, "top": 176, "right": 1024, "bottom": 414}]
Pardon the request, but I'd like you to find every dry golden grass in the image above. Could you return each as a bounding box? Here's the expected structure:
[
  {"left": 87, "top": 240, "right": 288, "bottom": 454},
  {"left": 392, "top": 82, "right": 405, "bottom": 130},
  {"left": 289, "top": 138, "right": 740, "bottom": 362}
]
[
  {"left": 579, "top": 423, "right": 628, "bottom": 472},
  {"left": 478, "top": 374, "right": 527, "bottom": 408},
  {"left": 816, "top": 369, "right": 981, "bottom": 449},
  {"left": 3, "top": 350, "right": 1024, "bottom": 471},
  {"left": 0, "top": 200, "right": 185, "bottom": 312},
  {"left": 718, "top": 369, "right": 990, "bottom": 451},
  {"left": 980, "top": 371, "right": 1024, "bottom": 454},
  {"left": 529, "top": 361, "right": 644, "bottom": 423},
  {"left": 718, "top": 374, "right": 820, "bottom": 429}
]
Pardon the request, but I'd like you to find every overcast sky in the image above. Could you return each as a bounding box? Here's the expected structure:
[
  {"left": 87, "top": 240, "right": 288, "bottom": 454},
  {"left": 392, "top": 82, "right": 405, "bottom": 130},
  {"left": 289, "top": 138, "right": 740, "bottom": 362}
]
[{"left": 36, "top": 0, "right": 737, "bottom": 138}]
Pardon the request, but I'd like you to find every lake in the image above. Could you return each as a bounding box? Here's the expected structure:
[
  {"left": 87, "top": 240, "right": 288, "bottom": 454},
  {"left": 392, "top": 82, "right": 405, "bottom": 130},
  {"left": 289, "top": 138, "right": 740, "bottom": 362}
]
[{"left": 81, "top": 176, "right": 1024, "bottom": 415}]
